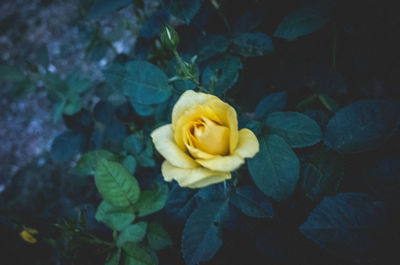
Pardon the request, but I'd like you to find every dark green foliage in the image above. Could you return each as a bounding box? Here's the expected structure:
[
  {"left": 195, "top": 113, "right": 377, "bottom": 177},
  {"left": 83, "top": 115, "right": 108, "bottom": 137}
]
[
  {"left": 248, "top": 135, "right": 300, "bottom": 201},
  {"left": 231, "top": 185, "right": 274, "bottom": 218},
  {"left": 324, "top": 100, "right": 400, "bottom": 154},
  {"left": 255, "top": 92, "right": 287, "bottom": 119},
  {"left": 201, "top": 55, "right": 242, "bottom": 96},
  {"left": 50, "top": 131, "right": 84, "bottom": 162},
  {"left": 182, "top": 200, "right": 228, "bottom": 265},
  {"left": 147, "top": 222, "right": 173, "bottom": 250},
  {"left": 274, "top": 8, "right": 329, "bottom": 40},
  {"left": 231, "top": 32, "right": 275, "bottom": 57},
  {"left": 265, "top": 111, "right": 322, "bottom": 148},
  {"left": 302, "top": 147, "right": 344, "bottom": 201},
  {"left": 164, "top": 0, "right": 201, "bottom": 24},
  {"left": 299, "top": 193, "right": 388, "bottom": 260},
  {"left": 123, "top": 61, "right": 172, "bottom": 105},
  {"left": 185, "top": 35, "right": 231, "bottom": 62}
]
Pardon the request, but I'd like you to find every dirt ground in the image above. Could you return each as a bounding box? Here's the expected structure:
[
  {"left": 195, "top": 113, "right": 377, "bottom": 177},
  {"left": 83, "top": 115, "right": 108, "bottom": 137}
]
[{"left": 0, "top": 0, "right": 158, "bottom": 189}]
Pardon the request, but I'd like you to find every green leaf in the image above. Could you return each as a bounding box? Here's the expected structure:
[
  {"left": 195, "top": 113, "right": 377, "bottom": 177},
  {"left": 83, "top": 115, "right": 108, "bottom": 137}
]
[
  {"left": 299, "top": 193, "right": 388, "bottom": 260},
  {"left": 103, "top": 64, "right": 126, "bottom": 92},
  {"left": 274, "top": 8, "right": 329, "bottom": 41},
  {"left": 53, "top": 100, "right": 66, "bottom": 123},
  {"left": 231, "top": 185, "right": 274, "bottom": 218},
  {"left": 94, "top": 100, "right": 115, "bottom": 124},
  {"left": 86, "top": 0, "right": 131, "bottom": 19},
  {"left": 122, "top": 61, "right": 171, "bottom": 105},
  {"left": 123, "top": 134, "right": 144, "bottom": 155},
  {"left": 231, "top": 32, "right": 275, "bottom": 57},
  {"left": 123, "top": 243, "right": 157, "bottom": 265},
  {"left": 95, "top": 200, "right": 135, "bottom": 231},
  {"left": 105, "top": 248, "right": 121, "bottom": 265},
  {"left": 63, "top": 93, "right": 82, "bottom": 115},
  {"left": 201, "top": 55, "right": 242, "bottom": 96},
  {"left": 182, "top": 200, "right": 228, "bottom": 265},
  {"left": 50, "top": 131, "right": 84, "bottom": 162},
  {"left": 0, "top": 65, "right": 25, "bottom": 81},
  {"left": 130, "top": 100, "right": 155, "bottom": 117},
  {"left": 186, "top": 35, "right": 231, "bottom": 62},
  {"left": 123, "top": 155, "right": 137, "bottom": 175},
  {"left": 117, "top": 222, "right": 148, "bottom": 247},
  {"left": 165, "top": 184, "right": 196, "bottom": 224},
  {"left": 75, "top": 149, "right": 117, "bottom": 176},
  {"left": 147, "top": 221, "right": 173, "bottom": 250},
  {"left": 133, "top": 183, "right": 168, "bottom": 217},
  {"left": 265, "top": 111, "right": 322, "bottom": 148},
  {"left": 67, "top": 72, "right": 92, "bottom": 94},
  {"left": 302, "top": 147, "right": 343, "bottom": 201},
  {"left": 324, "top": 99, "right": 400, "bottom": 154},
  {"left": 95, "top": 159, "right": 140, "bottom": 208},
  {"left": 255, "top": 92, "right": 287, "bottom": 119},
  {"left": 248, "top": 135, "right": 300, "bottom": 201},
  {"left": 164, "top": 0, "right": 201, "bottom": 24}
]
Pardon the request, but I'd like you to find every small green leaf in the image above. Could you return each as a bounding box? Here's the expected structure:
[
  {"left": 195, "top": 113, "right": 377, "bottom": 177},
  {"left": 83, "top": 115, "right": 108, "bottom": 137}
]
[
  {"left": 117, "top": 222, "right": 148, "bottom": 247},
  {"left": 164, "top": 0, "right": 201, "bottom": 24},
  {"left": 232, "top": 32, "right": 275, "bottom": 57},
  {"left": 75, "top": 149, "right": 117, "bottom": 176},
  {"left": 231, "top": 185, "right": 274, "bottom": 218},
  {"left": 95, "top": 200, "right": 135, "bottom": 231},
  {"left": 274, "top": 8, "right": 329, "bottom": 41},
  {"left": 123, "top": 61, "right": 171, "bottom": 105},
  {"left": 201, "top": 55, "right": 242, "bottom": 96},
  {"left": 265, "top": 111, "right": 322, "bottom": 148},
  {"left": 302, "top": 147, "right": 343, "bottom": 201},
  {"left": 123, "top": 134, "right": 144, "bottom": 155},
  {"left": 186, "top": 35, "right": 231, "bottom": 62},
  {"left": 123, "top": 243, "right": 157, "bottom": 265},
  {"left": 50, "top": 131, "right": 84, "bottom": 162},
  {"left": 255, "top": 92, "right": 287, "bottom": 119},
  {"left": 105, "top": 248, "right": 121, "bottom": 265},
  {"left": 67, "top": 72, "right": 91, "bottom": 94},
  {"left": 95, "top": 159, "right": 140, "bottom": 208},
  {"left": 182, "top": 200, "right": 228, "bottom": 265},
  {"left": 248, "top": 135, "right": 300, "bottom": 201},
  {"left": 147, "top": 222, "right": 172, "bottom": 250},
  {"left": 324, "top": 99, "right": 400, "bottom": 154},
  {"left": 299, "top": 193, "right": 388, "bottom": 259},
  {"left": 123, "top": 155, "right": 137, "bottom": 175},
  {"left": 133, "top": 183, "right": 168, "bottom": 217}
]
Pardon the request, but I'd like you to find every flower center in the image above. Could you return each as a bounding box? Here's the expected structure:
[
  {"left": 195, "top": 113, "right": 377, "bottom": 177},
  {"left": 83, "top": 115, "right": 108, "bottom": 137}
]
[{"left": 189, "top": 117, "right": 230, "bottom": 155}]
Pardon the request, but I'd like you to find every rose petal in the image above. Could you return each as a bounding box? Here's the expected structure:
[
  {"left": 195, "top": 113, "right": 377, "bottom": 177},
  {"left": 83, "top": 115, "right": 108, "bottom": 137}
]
[
  {"left": 174, "top": 105, "right": 222, "bottom": 150},
  {"left": 171, "top": 90, "right": 217, "bottom": 127},
  {"left": 161, "top": 161, "right": 231, "bottom": 188},
  {"left": 206, "top": 99, "right": 239, "bottom": 154},
  {"left": 151, "top": 124, "right": 198, "bottom": 168},
  {"left": 196, "top": 155, "right": 244, "bottom": 172},
  {"left": 186, "top": 144, "right": 216, "bottom": 159},
  {"left": 234, "top": 129, "right": 260, "bottom": 158}
]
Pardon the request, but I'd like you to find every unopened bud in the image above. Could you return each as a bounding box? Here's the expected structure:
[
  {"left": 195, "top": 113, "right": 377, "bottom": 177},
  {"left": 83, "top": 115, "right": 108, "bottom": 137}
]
[{"left": 160, "top": 25, "right": 180, "bottom": 51}]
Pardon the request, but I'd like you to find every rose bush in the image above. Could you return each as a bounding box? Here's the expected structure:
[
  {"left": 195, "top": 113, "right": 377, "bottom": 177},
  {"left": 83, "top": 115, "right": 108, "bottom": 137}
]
[{"left": 151, "top": 90, "right": 259, "bottom": 188}]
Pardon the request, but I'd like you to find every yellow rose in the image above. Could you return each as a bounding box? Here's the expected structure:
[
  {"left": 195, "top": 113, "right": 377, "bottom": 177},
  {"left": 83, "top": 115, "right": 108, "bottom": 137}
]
[{"left": 151, "top": 90, "right": 259, "bottom": 188}]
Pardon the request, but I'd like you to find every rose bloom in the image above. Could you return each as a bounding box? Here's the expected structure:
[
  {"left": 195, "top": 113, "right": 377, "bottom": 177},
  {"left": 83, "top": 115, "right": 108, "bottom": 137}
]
[{"left": 151, "top": 90, "right": 259, "bottom": 188}]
